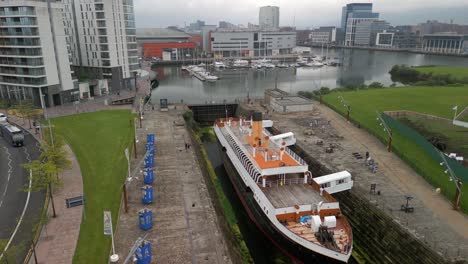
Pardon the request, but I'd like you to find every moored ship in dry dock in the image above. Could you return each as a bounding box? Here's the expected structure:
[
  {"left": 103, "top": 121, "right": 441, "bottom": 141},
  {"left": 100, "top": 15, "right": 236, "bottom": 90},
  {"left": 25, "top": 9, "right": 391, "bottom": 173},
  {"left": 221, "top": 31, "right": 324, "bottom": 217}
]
[{"left": 213, "top": 113, "right": 354, "bottom": 263}]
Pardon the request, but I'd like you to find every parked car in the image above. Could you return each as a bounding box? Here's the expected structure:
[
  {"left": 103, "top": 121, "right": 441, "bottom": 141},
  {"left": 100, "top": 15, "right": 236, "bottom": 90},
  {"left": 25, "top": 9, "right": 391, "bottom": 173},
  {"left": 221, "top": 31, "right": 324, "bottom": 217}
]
[{"left": 0, "top": 113, "right": 7, "bottom": 122}]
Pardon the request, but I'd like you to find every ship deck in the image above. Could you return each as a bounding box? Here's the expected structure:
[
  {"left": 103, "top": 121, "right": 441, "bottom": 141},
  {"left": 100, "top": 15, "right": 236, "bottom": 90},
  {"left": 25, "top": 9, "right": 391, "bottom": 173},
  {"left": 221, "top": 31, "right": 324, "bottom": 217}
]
[{"left": 263, "top": 183, "right": 324, "bottom": 208}]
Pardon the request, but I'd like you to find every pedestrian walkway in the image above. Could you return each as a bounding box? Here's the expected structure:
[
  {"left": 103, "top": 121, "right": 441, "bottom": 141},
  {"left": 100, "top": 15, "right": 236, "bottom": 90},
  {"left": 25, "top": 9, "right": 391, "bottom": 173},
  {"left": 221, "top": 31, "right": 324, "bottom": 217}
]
[
  {"left": 114, "top": 106, "right": 232, "bottom": 263},
  {"left": 7, "top": 115, "right": 84, "bottom": 264}
]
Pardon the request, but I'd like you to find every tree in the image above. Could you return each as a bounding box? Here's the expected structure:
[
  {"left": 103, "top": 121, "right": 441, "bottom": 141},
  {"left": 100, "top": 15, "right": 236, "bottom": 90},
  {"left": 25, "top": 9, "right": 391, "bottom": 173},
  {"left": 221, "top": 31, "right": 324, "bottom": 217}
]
[
  {"left": 13, "top": 99, "right": 35, "bottom": 128},
  {"left": 23, "top": 159, "right": 62, "bottom": 218},
  {"left": 22, "top": 135, "right": 70, "bottom": 218}
]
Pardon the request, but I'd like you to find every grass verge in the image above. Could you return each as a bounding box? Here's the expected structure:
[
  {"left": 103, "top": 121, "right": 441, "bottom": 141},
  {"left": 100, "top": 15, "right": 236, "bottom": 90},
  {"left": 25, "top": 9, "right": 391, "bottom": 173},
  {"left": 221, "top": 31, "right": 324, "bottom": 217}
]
[
  {"left": 51, "top": 110, "right": 134, "bottom": 263},
  {"left": 322, "top": 86, "right": 468, "bottom": 213}
]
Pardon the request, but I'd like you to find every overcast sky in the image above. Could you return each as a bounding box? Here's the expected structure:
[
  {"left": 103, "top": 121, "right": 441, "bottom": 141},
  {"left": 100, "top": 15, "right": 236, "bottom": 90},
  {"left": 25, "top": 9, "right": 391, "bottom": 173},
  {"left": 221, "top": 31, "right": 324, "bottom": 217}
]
[{"left": 134, "top": 0, "right": 468, "bottom": 29}]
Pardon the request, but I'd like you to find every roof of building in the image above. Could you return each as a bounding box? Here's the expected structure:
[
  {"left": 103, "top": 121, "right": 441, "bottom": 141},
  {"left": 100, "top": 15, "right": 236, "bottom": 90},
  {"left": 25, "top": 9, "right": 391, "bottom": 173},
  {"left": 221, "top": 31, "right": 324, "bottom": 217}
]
[
  {"left": 274, "top": 96, "right": 313, "bottom": 106},
  {"left": 136, "top": 28, "right": 190, "bottom": 39}
]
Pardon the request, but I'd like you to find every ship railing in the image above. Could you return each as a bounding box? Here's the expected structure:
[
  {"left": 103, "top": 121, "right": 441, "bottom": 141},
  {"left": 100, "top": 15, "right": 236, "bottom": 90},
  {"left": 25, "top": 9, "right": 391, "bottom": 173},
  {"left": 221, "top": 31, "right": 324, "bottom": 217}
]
[
  {"left": 285, "top": 147, "right": 307, "bottom": 166},
  {"left": 222, "top": 126, "right": 262, "bottom": 172},
  {"left": 220, "top": 127, "right": 262, "bottom": 182},
  {"left": 263, "top": 177, "right": 304, "bottom": 188}
]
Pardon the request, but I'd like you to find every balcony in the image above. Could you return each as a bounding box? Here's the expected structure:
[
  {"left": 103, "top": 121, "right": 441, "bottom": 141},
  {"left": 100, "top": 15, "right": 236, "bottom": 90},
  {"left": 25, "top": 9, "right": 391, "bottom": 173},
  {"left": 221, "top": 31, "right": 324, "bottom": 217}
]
[
  {"left": 0, "top": 28, "right": 38, "bottom": 36},
  {"left": 0, "top": 17, "right": 37, "bottom": 27},
  {"left": 96, "top": 12, "right": 105, "bottom": 20},
  {"left": 0, "top": 66, "right": 45, "bottom": 76},
  {"left": 95, "top": 4, "right": 104, "bottom": 11},
  {"left": 0, "top": 57, "right": 43, "bottom": 66},
  {"left": 99, "top": 44, "right": 109, "bottom": 51},
  {"left": 0, "top": 76, "right": 47, "bottom": 86},
  {"left": 0, "top": 48, "right": 42, "bottom": 57},
  {"left": 0, "top": 38, "right": 41, "bottom": 46},
  {"left": 0, "top": 8, "right": 35, "bottom": 17}
]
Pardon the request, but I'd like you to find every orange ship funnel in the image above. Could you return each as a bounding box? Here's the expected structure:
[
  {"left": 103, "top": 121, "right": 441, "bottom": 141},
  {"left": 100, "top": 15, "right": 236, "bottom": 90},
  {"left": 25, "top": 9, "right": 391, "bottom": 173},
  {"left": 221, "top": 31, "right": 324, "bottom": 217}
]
[{"left": 252, "top": 112, "right": 263, "bottom": 147}]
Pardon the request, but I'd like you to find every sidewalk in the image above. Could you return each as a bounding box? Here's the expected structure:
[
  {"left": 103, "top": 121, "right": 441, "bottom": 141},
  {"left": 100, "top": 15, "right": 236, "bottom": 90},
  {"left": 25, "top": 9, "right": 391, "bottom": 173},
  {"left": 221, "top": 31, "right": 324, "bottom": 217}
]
[{"left": 7, "top": 115, "right": 84, "bottom": 264}]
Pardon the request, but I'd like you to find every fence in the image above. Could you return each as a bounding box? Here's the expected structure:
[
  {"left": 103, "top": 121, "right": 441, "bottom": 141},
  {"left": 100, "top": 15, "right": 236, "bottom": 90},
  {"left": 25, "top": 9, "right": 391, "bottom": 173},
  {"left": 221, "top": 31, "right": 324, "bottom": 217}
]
[{"left": 381, "top": 113, "right": 468, "bottom": 182}]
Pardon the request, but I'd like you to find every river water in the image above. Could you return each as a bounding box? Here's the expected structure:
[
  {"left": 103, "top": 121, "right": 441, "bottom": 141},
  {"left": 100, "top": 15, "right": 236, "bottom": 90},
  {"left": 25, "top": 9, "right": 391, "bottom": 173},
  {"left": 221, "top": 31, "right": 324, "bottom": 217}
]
[{"left": 151, "top": 47, "right": 468, "bottom": 105}]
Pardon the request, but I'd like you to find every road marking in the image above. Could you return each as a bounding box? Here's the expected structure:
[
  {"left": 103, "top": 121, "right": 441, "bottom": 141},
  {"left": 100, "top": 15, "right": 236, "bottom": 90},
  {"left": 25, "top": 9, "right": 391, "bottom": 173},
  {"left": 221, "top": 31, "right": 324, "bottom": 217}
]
[
  {"left": 0, "top": 146, "right": 13, "bottom": 208},
  {"left": 0, "top": 146, "right": 33, "bottom": 260}
]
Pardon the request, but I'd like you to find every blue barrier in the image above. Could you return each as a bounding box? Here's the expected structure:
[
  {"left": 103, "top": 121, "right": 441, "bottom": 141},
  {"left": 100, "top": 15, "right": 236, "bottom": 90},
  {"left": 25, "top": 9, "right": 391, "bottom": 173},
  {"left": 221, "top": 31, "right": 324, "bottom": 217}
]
[
  {"left": 135, "top": 240, "right": 152, "bottom": 264},
  {"left": 141, "top": 185, "right": 153, "bottom": 204},
  {"left": 144, "top": 155, "right": 154, "bottom": 168},
  {"left": 145, "top": 143, "right": 155, "bottom": 155},
  {"left": 146, "top": 134, "right": 155, "bottom": 144},
  {"left": 138, "top": 208, "right": 153, "bottom": 231},
  {"left": 143, "top": 168, "right": 154, "bottom": 184}
]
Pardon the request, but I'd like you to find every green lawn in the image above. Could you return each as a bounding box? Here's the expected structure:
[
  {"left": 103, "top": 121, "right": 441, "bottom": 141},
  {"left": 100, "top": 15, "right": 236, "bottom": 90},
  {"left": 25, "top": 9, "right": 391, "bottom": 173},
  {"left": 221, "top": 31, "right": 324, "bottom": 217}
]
[
  {"left": 414, "top": 66, "right": 468, "bottom": 79},
  {"left": 52, "top": 110, "right": 134, "bottom": 264},
  {"left": 323, "top": 86, "right": 468, "bottom": 213}
]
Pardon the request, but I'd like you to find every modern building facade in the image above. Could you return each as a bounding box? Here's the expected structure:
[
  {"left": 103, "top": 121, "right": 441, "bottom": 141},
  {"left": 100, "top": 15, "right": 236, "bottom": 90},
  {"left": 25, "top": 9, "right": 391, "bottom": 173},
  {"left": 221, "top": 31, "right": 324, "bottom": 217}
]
[
  {"left": 310, "top": 27, "right": 337, "bottom": 45},
  {"left": 136, "top": 28, "right": 199, "bottom": 60},
  {"left": 375, "top": 32, "right": 394, "bottom": 47},
  {"left": 0, "top": 0, "right": 76, "bottom": 107},
  {"left": 422, "top": 34, "right": 468, "bottom": 54},
  {"left": 62, "top": 0, "right": 138, "bottom": 91},
  {"left": 259, "top": 6, "right": 279, "bottom": 29},
  {"left": 341, "top": 3, "right": 379, "bottom": 46},
  {"left": 201, "top": 25, "right": 216, "bottom": 51},
  {"left": 210, "top": 30, "right": 296, "bottom": 57}
]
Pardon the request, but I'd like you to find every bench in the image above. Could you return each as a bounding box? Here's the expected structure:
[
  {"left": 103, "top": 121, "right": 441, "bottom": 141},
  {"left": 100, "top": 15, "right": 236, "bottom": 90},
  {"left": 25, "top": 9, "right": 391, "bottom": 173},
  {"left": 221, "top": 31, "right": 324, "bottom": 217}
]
[{"left": 66, "top": 195, "right": 85, "bottom": 208}]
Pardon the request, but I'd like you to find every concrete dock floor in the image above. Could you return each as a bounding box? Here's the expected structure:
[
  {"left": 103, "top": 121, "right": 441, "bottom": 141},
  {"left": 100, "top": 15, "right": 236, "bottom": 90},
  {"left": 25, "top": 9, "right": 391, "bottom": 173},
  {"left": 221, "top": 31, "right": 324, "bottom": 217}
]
[{"left": 114, "top": 106, "right": 232, "bottom": 264}]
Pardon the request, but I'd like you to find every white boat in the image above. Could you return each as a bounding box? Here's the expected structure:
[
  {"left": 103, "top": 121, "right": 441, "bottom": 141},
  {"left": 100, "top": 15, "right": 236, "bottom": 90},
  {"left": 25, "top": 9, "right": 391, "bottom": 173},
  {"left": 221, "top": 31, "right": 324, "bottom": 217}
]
[
  {"left": 205, "top": 74, "right": 219, "bottom": 81},
  {"left": 277, "top": 63, "right": 289, "bottom": 68},
  {"left": 214, "top": 61, "right": 226, "bottom": 69},
  {"left": 181, "top": 66, "right": 189, "bottom": 71},
  {"left": 232, "top": 59, "right": 249, "bottom": 68},
  {"left": 264, "top": 63, "right": 276, "bottom": 69},
  {"left": 305, "top": 61, "right": 324, "bottom": 67},
  {"left": 296, "top": 57, "right": 308, "bottom": 66},
  {"left": 214, "top": 114, "right": 354, "bottom": 263}
]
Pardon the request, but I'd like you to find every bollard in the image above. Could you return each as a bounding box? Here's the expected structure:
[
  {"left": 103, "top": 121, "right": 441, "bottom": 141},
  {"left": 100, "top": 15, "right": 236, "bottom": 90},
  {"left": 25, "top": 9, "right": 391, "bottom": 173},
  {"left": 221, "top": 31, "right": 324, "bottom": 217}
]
[
  {"left": 135, "top": 240, "right": 152, "bottom": 264},
  {"left": 143, "top": 168, "right": 154, "bottom": 184},
  {"left": 138, "top": 208, "right": 153, "bottom": 231},
  {"left": 141, "top": 185, "right": 154, "bottom": 204}
]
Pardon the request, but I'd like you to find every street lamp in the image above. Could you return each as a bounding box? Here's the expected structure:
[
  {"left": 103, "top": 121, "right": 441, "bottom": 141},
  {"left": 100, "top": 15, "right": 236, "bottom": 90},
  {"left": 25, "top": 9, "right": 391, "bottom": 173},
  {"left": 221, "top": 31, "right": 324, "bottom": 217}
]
[
  {"left": 439, "top": 152, "right": 463, "bottom": 211},
  {"left": 376, "top": 111, "right": 393, "bottom": 152},
  {"left": 338, "top": 95, "right": 351, "bottom": 122}
]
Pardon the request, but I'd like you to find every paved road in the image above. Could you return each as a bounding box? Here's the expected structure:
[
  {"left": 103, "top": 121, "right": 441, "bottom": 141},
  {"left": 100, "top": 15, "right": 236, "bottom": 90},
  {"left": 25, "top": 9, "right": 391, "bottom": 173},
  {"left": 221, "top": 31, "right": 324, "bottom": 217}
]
[{"left": 0, "top": 124, "right": 44, "bottom": 260}]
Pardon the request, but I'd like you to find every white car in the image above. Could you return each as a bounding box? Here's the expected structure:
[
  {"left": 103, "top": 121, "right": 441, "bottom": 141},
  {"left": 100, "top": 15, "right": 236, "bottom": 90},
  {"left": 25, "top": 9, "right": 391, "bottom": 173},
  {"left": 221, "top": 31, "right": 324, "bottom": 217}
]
[{"left": 0, "top": 113, "right": 7, "bottom": 122}]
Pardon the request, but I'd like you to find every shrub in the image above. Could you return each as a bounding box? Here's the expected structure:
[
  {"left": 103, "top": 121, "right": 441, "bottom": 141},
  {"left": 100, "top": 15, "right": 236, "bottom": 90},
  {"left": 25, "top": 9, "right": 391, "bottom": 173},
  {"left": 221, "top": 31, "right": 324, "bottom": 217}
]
[{"left": 368, "top": 82, "right": 384, "bottom": 89}]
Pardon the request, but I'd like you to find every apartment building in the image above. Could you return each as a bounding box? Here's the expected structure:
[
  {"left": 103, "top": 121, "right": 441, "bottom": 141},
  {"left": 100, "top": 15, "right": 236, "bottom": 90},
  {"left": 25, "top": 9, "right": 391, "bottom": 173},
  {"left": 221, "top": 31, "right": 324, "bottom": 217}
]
[
  {"left": 62, "top": 0, "right": 138, "bottom": 90},
  {"left": 0, "top": 0, "right": 76, "bottom": 107}
]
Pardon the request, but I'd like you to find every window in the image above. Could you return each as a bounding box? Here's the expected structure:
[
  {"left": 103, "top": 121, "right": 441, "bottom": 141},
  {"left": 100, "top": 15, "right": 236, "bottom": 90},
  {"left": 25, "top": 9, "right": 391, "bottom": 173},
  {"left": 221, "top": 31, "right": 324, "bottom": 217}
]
[
  {"left": 337, "top": 179, "right": 346, "bottom": 185},
  {"left": 321, "top": 182, "right": 331, "bottom": 188}
]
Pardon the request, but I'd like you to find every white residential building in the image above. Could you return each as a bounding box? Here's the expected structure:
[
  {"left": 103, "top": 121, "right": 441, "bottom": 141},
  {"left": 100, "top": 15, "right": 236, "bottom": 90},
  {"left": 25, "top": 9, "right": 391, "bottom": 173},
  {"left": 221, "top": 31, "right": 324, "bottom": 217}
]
[
  {"left": 259, "top": 6, "right": 279, "bottom": 30},
  {"left": 62, "top": 0, "right": 138, "bottom": 91},
  {"left": 0, "top": 0, "right": 76, "bottom": 107},
  {"left": 211, "top": 30, "right": 296, "bottom": 57}
]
